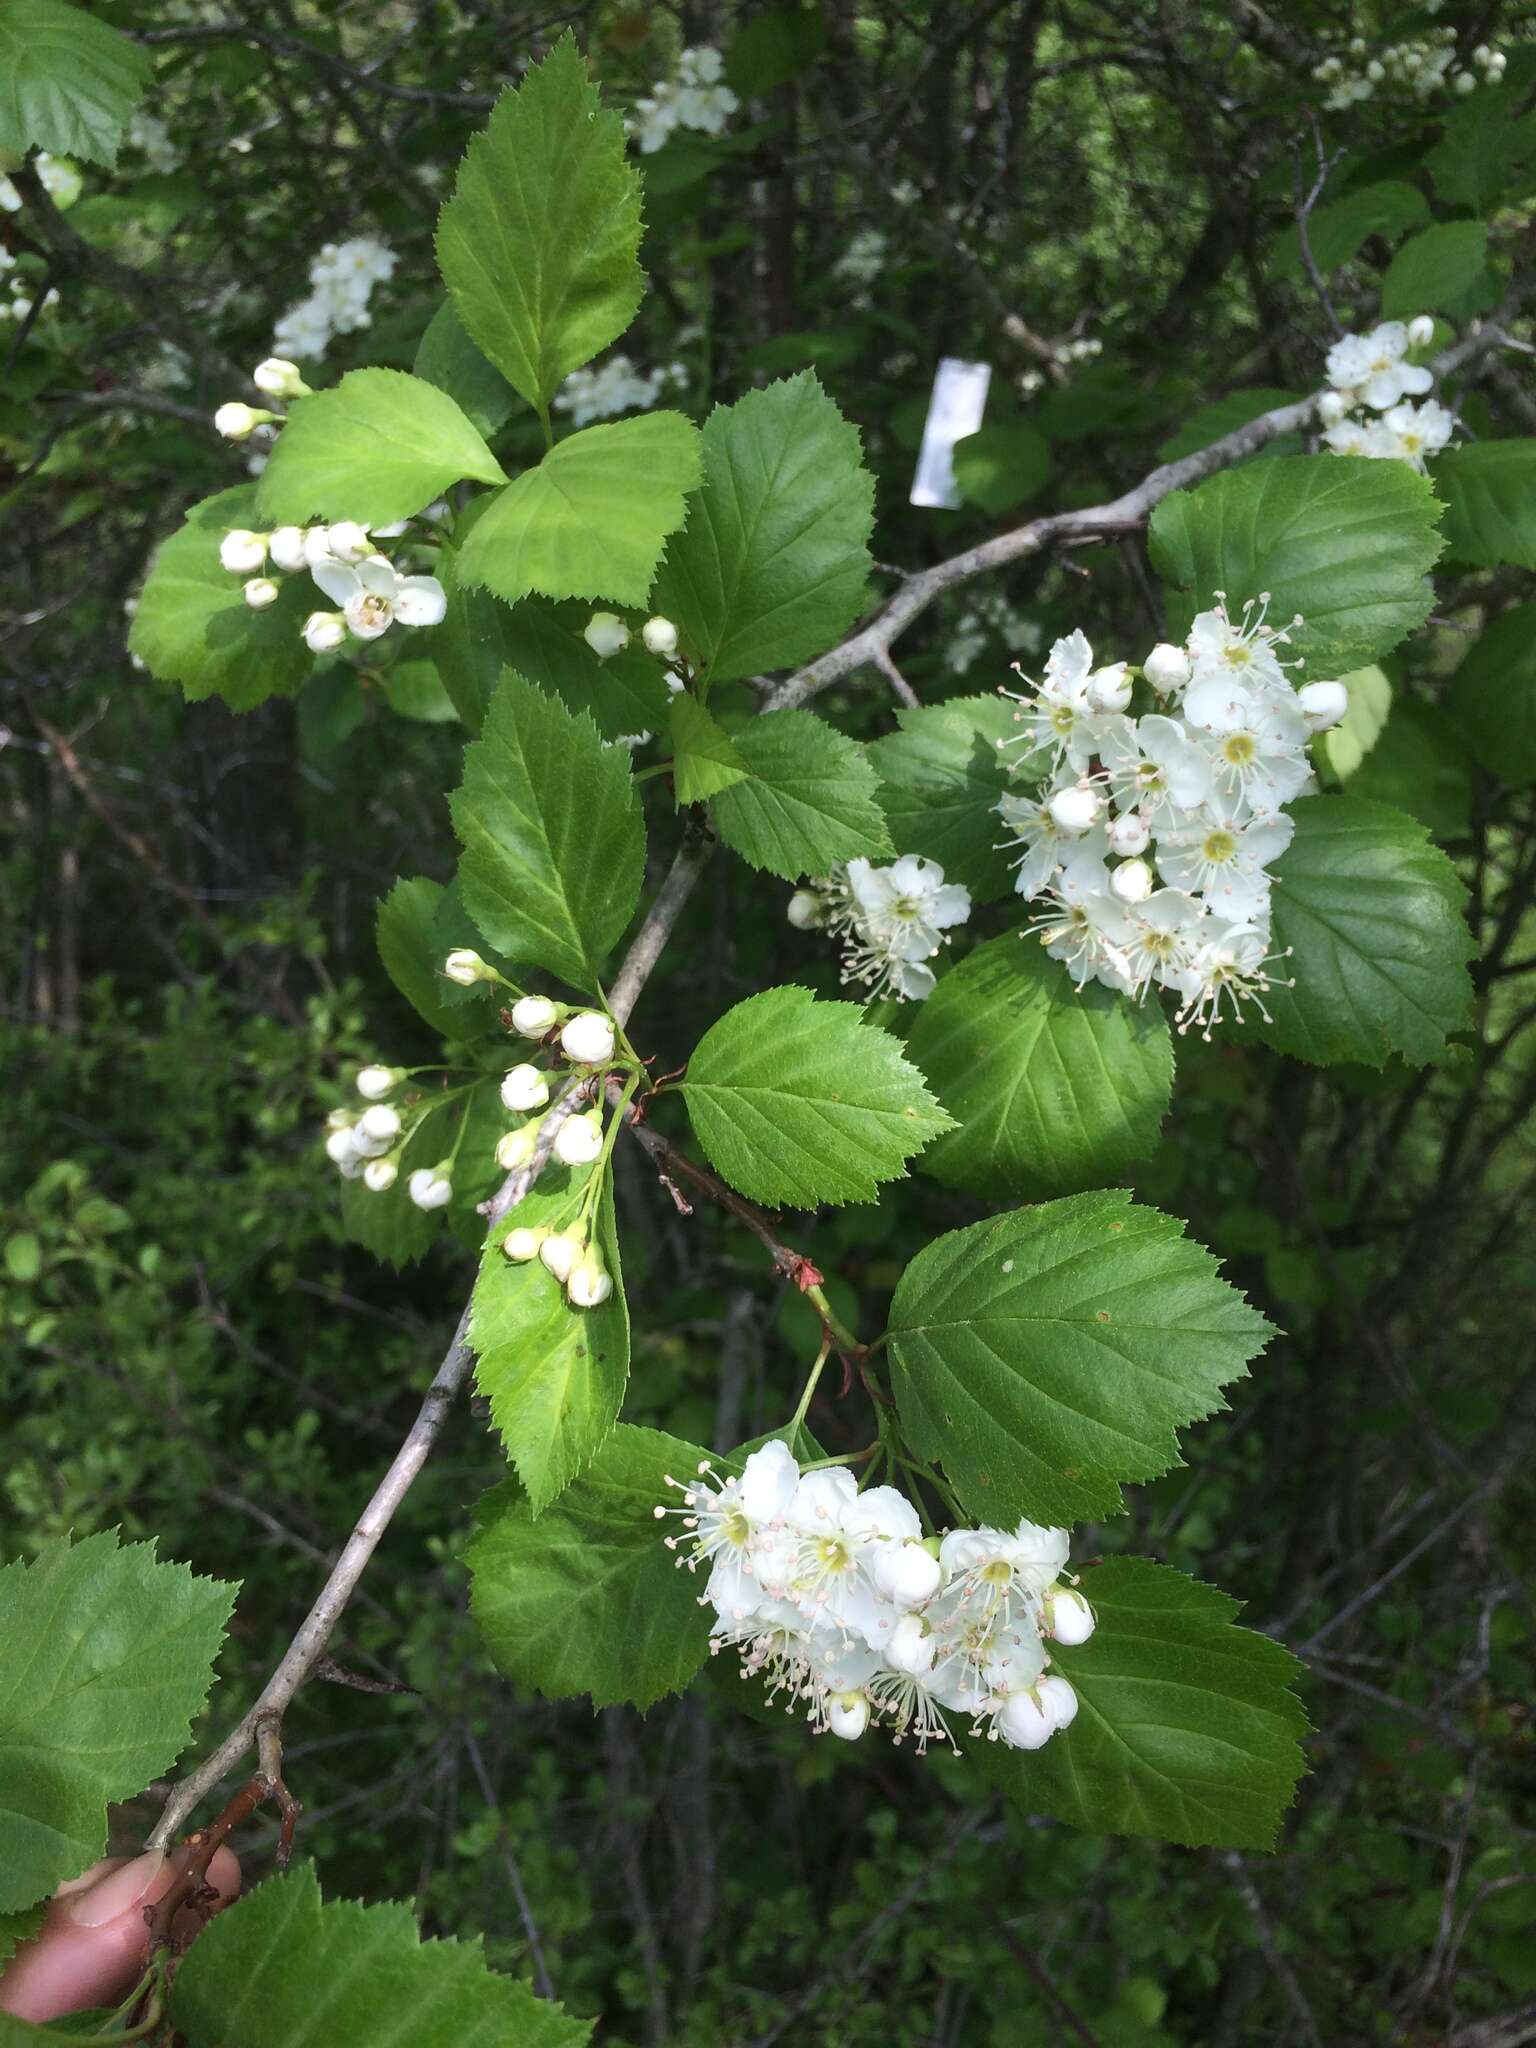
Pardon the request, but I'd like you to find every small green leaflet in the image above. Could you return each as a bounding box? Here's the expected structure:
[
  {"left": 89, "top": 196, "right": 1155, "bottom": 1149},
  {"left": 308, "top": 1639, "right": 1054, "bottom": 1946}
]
[
  {"left": 375, "top": 876, "right": 498, "bottom": 1039},
  {"left": 1432, "top": 442, "right": 1536, "bottom": 570},
  {"left": 886, "top": 1191, "right": 1273, "bottom": 1528},
  {"left": 869, "top": 695, "right": 1023, "bottom": 899},
  {"left": 679, "top": 985, "right": 953, "bottom": 1209},
  {"left": 671, "top": 693, "right": 750, "bottom": 805},
  {"left": 467, "top": 1425, "right": 715, "bottom": 1711},
  {"left": 1350, "top": 699, "right": 1472, "bottom": 842},
  {"left": 414, "top": 301, "right": 518, "bottom": 440},
  {"left": 1427, "top": 83, "right": 1536, "bottom": 212},
  {"left": 451, "top": 671, "right": 646, "bottom": 994},
  {"left": 384, "top": 658, "right": 458, "bottom": 723},
  {"left": 951, "top": 422, "right": 1051, "bottom": 515},
  {"left": 1249, "top": 795, "right": 1474, "bottom": 1068},
  {"left": 0, "top": 1532, "right": 235, "bottom": 1915},
  {"left": 1381, "top": 221, "right": 1489, "bottom": 320},
  {"left": 455, "top": 412, "right": 702, "bottom": 609},
  {"left": 906, "top": 937, "right": 1173, "bottom": 1201},
  {"left": 711, "top": 709, "right": 893, "bottom": 879},
  {"left": 1149, "top": 454, "right": 1443, "bottom": 675},
  {"left": 652, "top": 372, "right": 875, "bottom": 683},
  {"left": 169, "top": 1861, "right": 590, "bottom": 2048},
  {"left": 435, "top": 33, "right": 644, "bottom": 416},
  {"left": 1449, "top": 601, "right": 1536, "bottom": 787},
  {"left": 0, "top": 0, "right": 150, "bottom": 167},
  {"left": 256, "top": 369, "right": 506, "bottom": 527},
  {"left": 1316, "top": 665, "right": 1392, "bottom": 783},
  {"left": 472, "top": 1169, "right": 630, "bottom": 1514},
  {"left": 1268, "top": 180, "right": 1426, "bottom": 278},
  {"left": 971, "top": 1559, "right": 1307, "bottom": 1851},
  {"left": 127, "top": 486, "right": 314, "bottom": 710}
]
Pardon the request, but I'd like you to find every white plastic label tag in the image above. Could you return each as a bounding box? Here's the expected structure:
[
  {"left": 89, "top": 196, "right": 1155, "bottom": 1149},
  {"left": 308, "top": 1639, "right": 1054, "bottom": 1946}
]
[{"left": 909, "top": 357, "right": 992, "bottom": 508}]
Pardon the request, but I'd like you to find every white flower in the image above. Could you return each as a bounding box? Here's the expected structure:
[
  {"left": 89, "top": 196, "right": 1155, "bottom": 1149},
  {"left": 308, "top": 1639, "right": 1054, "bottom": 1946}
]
[
  {"left": 1186, "top": 596, "right": 1294, "bottom": 692},
  {"left": 220, "top": 529, "right": 267, "bottom": 574},
  {"left": 325, "top": 521, "right": 372, "bottom": 563},
  {"left": 1326, "top": 321, "right": 1434, "bottom": 411},
  {"left": 500, "top": 1064, "right": 550, "bottom": 1112},
  {"left": 1157, "top": 811, "right": 1293, "bottom": 923},
  {"left": 1109, "top": 856, "right": 1155, "bottom": 904},
  {"left": 1047, "top": 784, "right": 1102, "bottom": 836},
  {"left": 1377, "top": 398, "right": 1455, "bottom": 470},
  {"left": 1101, "top": 713, "right": 1213, "bottom": 828},
  {"left": 443, "top": 948, "right": 487, "bottom": 985},
  {"left": 1142, "top": 641, "right": 1192, "bottom": 694},
  {"left": 786, "top": 889, "right": 824, "bottom": 931},
  {"left": 826, "top": 1693, "right": 870, "bottom": 1741},
  {"left": 309, "top": 554, "right": 445, "bottom": 639},
  {"left": 356, "top": 1103, "right": 401, "bottom": 1150},
  {"left": 243, "top": 577, "right": 279, "bottom": 611},
  {"left": 1046, "top": 1588, "right": 1095, "bottom": 1645},
  {"left": 512, "top": 995, "right": 559, "bottom": 1037},
  {"left": 1317, "top": 388, "right": 1352, "bottom": 426},
  {"left": 1106, "top": 810, "right": 1151, "bottom": 857},
  {"left": 1298, "top": 679, "right": 1349, "bottom": 732},
  {"left": 642, "top": 615, "right": 679, "bottom": 656},
  {"left": 270, "top": 526, "right": 310, "bottom": 572},
  {"left": 583, "top": 611, "right": 631, "bottom": 658},
  {"left": 1177, "top": 920, "right": 1285, "bottom": 1039},
  {"left": 363, "top": 1157, "right": 398, "bottom": 1192},
  {"left": 1087, "top": 661, "right": 1133, "bottom": 713},
  {"left": 552, "top": 1111, "right": 604, "bottom": 1167},
  {"left": 303, "top": 612, "right": 347, "bottom": 655},
  {"left": 356, "top": 1064, "right": 398, "bottom": 1100},
  {"left": 325, "top": 1124, "right": 360, "bottom": 1168},
  {"left": 1036, "top": 1674, "right": 1079, "bottom": 1728},
  {"left": 560, "top": 1011, "right": 617, "bottom": 1065},
  {"left": 407, "top": 1166, "right": 452, "bottom": 1210}
]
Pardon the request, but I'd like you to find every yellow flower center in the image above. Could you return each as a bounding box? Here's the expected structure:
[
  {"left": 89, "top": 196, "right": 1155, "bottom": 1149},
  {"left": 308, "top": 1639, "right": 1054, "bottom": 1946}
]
[{"left": 1203, "top": 829, "right": 1237, "bottom": 864}]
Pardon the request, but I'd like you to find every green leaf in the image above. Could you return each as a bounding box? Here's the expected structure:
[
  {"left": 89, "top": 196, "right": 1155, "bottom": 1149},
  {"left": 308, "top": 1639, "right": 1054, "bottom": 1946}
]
[
  {"left": 1350, "top": 699, "right": 1471, "bottom": 840},
  {"left": 0, "top": 1532, "right": 234, "bottom": 1914},
  {"left": 652, "top": 372, "right": 875, "bottom": 683},
  {"left": 888, "top": 1192, "right": 1272, "bottom": 1528},
  {"left": 127, "top": 487, "right": 315, "bottom": 710},
  {"left": 413, "top": 300, "right": 518, "bottom": 440},
  {"left": 951, "top": 422, "right": 1051, "bottom": 515},
  {"left": 1432, "top": 442, "right": 1536, "bottom": 570},
  {"left": 679, "top": 985, "right": 953, "bottom": 1209},
  {"left": 725, "top": 4, "right": 826, "bottom": 95},
  {"left": 1449, "top": 601, "right": 1536, "bottom": 787},
  {"left": 906, "top": 937, "right": 1173, "bottom": 1201},
  {"left": 466, "top": 1426, "right": 713, "bottom": 1710},
  {"left": 1251, "top": 795, "right": 1474, "bottom": 1067},
  {"left": 869, "top": 695, "right": 1021, "bottom": 899},
  {"left": 383, "top": 658, "right": 458, "bottom": 723},
  {"left": 972, "top": 1559, "right": 1307, "bottom": 1851},
  {"left": 1148, "top": 455, "right": 1443, "bottom": 673},
  {"left": 455, "top": 412, "right": 702, "bottom": 609},
  {"left": 0, "top": 1903, "right": 43, "bottom": 1973},
  {"left": 435, "top": 33, "right": 644, "bottom": 416},
  {"left": 1156, "top": 389, "right": 1302, "bottom": 463},
  {"left": 169, "top": 1861, "right": 590, "bottom": 2048},
  {"left": 256, "top": 369, "right": 505, "bottom": 527},
  {"left": 1427, "top": 84, "right": 1535, "bottom": 211},
  {"left": 376, "top": 876, "right": 497, "bottom": 1039},
  {"left": 472, "top": 1170, "right": 629, "bottom": 1513},
  {"left": 0, "top": 0, "right": 151, "bottom": 167},
  {"left": 1316, "top": 664, "right": 1392, "bottom": 782},
  {"left": 670, "top": 693, "right": 750, "bottom": 805},
  {"left": 1269, "top": 180, "right": 1427, "bottom": 277},
  {"left": 450, "top": 670, "right": 646, "bottom": 992},
  {"left": 1381, "top": 221, "right": 1489, "bottom": 319},
  {"left": 711, "top": 709, "right": 893, "bottom": 879}
]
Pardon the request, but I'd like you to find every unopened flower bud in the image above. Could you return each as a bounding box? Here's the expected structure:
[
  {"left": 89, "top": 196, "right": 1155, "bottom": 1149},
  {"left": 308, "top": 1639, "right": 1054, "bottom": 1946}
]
[
  {"left": 560, "top": 1011, "right": 616, "bottom": 1066},
  {"left": 511, "top": 995, "right": 559, "bottom": 1038},
  {"left": 243, "top": 577, "right": 279, "bottom": 611},
  {"left": 1109, "top": 857, "right": 1154, "bottom": 904},
  {"left": 503, "top": 1226, "right": 545, "bottom": 1262},
  {"left": 327, "top": 521, "right": 372, "bottom": 564},
  {"left": 303, "top": 611, "right": 347, "bottom": 654},
  {"left": 220, "top": 529, "right": 267, "bottom": 574},
  {"left": 1317, "top": 389, "right": 1351, "bottom": 425},
  {"left": 1454, "top": 69, "right": 1476, "bottom": 93},
  {"left": 641, "top": 615, "right": 678, "bottom": 657},
  {"left": 1036, "top": 1674, "right": 1080, "bottom": 1729},
  {"left": 268, "top": 525, "right": 308, "bottom": 572},
  {"left": 1142, "top": 642, "right": 1192, "bottom": 693},
  {"left": 363, "top": 1156, "right": 398, "bottom": 1192},
  {"left": 567, "top": 1254, "right": 613, "bottom": 1308},
  {"left": 1047, "top": 1588, "right": 1096, "bottom": 1645},
  {"left": 583, "top": 611, "right": 630, "bottom": 659},
  {"left": 1298, "top": 679, "right": 1349, "bottom": 732},
  {"left": 356, "top": 1064, "right": 398, "bottom": 1100},
  {"left": 998, "top": 1691, "right": 1055, "bottom": 1751},
  {"left": 1087, "top": 661, "right": 1132, "bottom": 713},
  {"left": 252, "top": 356, "right": 309, "bottom": 398},
  {"left": 553, "top": 1111, "right": 604, "bottom": 1167},
  {"left": 357, "top": 1103, "right": 401, "bottom": 1148},
  {"left": 1107, "top": 810, "right": 1151, "bottom": 857},
  {"left": 496, "top": 1124, "right": 540, "bottom": 1170},
  {"left": 539, "top": 1230, "right": 581, "bottom": 1281},
  {"left": 304, "top": 525, "right": 337, "bottom": 569},
  {"left": 872, "top": 1541, "right": 943, "bottom": 1608},
  {"left": 325, "top": 1124, "right": 359, "bottom": 1167},
  {"left": 1047, "top": 785, "right": 1101, "bottom": 836},
  {"left": 886, "top": 1613, "right": 937, "bottom": 1677},
  {"left": 827, "top": 1692, "right": 869, "bottom": 1741},
  {"left": 214, "top": 402, "right": 267, "bottom": 440},
  {"left": 787, "top": 890, "right": 824, "bottom": 931},
  {"left": 1406, "top": 315, "right": 1435, "bottom": 350},
  {"left": 443, "top": 948, "right": 488, "bottom": 986},
  {"left": 500, "top": 1064, "right": 550, "bottom": 1113},
  {"left": 407, "top": 1166, "right": 453, "bottom": 1210}
]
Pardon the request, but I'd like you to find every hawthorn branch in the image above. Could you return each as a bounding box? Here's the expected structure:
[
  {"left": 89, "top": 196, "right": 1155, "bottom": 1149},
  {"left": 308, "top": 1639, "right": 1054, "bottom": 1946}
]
[{"left": 146, "top": 836, "right": 712, "bottom": 1852}]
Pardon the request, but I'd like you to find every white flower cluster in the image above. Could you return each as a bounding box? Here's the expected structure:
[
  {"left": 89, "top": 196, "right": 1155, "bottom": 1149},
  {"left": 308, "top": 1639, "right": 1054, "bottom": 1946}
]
[
  {"left": 629, "top": 46, "right": 739, "bottom": 154},
  {"left": 789, "top": 856, "right": 972, "bottom": 1003},
  {"left": 997, "top": 600, "right": 1349, "bottom": 1038},
  {"left": 660, "top": 1441, "right": 1092, "bottom": 1754},
  {"left": 125, "top": 110, "right": 181, "bottom": 174},
  {"left": 0, "top": 244, "right": 59, "bottom": 325},
  {"left": 272, "top": 235, "right": 397, "bottom": 363},
  {"left": 216, "top": 514, "right": 446, "bottom": 652},
  {"left": 1314, "top": 26, "right": 1505, "bottom": 108},
  {"left": 951, "top": 590, "right": 1041, "bottom": 675},
  {"left": 833, "top": 229, "right": 888, "bottom": 289},
  {"left": 1319, "top": 317, "right": 1454, "bottom": 472},
  {"left": 0, "top": 152, "right": 82, "bottom": 213},
  {"left": 553, "top": 352, "right": 688, "bottom": 428}
]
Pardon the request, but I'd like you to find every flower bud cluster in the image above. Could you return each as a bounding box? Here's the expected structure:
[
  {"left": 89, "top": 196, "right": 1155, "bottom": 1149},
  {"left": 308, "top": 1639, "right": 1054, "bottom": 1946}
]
[
  {"left": 997, "top": 598, "right": 1348, "bottom": 1038},
  {"left": 629, "top": 46, "right": 739, "bottom": 155},
  {"left": 1313, "top": 26, "right": 1504, "bottom": 109},
  {"left": 1320, "top": 319, "right": 1455, "bottom": 473},
  {"left": 272, "top": 235, "right": 397, "bottom": 363},
  {"left": 658, "top": 1441, "right": 1092, "bottom": 1754},
  {"left": 553, "top": 353, "right": 688, "bottom": 428},
  {"left": 322, "top": 1067, "right": 413, "bottom": 1195},
  {"left": 789, "top": 855, "right": 972, "bottom": 1003},
  {"left": 502, "top": 1221, "right": 614, "bottom": 1308},
  {"left": 215, "top": 513, "right": 447, "bottom": 651}
]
